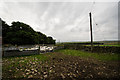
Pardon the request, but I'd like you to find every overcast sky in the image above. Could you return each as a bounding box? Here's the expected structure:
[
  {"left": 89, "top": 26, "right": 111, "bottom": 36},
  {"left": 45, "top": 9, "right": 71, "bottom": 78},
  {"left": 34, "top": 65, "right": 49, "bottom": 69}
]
[{"left": 0, "top": 0, "right": 119, "bottom": 42}]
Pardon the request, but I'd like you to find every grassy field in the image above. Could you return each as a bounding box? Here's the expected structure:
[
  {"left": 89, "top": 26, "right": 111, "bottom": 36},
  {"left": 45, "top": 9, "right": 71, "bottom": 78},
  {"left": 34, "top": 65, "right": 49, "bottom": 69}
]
[
  {"left": 56, "top": 49, "right": 120, "bottom": 61},
  {"left": 84, "top": 44, "right": 120, "bottom": 47},
  {"left": 61, "top": 40, "right": 119, "bottom": 44},
  {"left": 58, "top": 40, "right": 120, "bottom": 47}
]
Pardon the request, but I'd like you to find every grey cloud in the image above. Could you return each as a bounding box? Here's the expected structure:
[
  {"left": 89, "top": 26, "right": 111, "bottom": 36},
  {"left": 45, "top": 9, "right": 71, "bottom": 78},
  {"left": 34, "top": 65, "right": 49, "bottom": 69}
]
[{"left": 0, "top": 2, "right": 118, "bottom": 42}]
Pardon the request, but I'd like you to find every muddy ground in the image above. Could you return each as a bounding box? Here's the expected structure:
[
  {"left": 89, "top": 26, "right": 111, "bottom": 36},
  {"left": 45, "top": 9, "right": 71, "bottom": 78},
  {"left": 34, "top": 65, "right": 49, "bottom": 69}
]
[{"left": 2, "top": 52, "right": 120, "bottom": 79}]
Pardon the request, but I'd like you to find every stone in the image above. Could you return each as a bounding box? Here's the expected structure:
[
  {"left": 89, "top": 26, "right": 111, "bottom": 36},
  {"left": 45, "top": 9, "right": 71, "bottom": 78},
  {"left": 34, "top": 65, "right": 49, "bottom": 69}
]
[
  {"left": 76, "top": 71, "right": 79, "bottom": 73},
  {"left": 26, "top": 72, "right": 29, "bottom": 75},
  {"left": 32, "top": 62, "right": 35, "bottom": 64},
  {"left": 50, "top": 67, "right": 52, "bottom": 69},
  {"left": 38, "top": 72, "right": 40, "bottom": 74},
  {"left": 34, "top": 73, "right": 37, "bottom": 75},
  {"left": 49, "top": 70, "right": 52, "bottom": 73},
  {"left": 32, "top": 71, "right": 34, "bottom": 74},
  {"left": 28, "top": 75, "right": 33, "bottom": 78},
  {"left": 85, "top": 66, "right": 87, "bottom": 68},
  {"left": 26, "top": 69, "right": 30, "bottom": 72},
  {"left": 82, "top": 70, "right": 85, "bottom": 73},
  {"left": 34, "top": 69, "right": 37, "bottom": 72},
  {"left": 90, "top": 74, "right": 93, "bottom": 78},
  {"left": 31, "top": 69, "right": 34, "bottom": 71},
  {"left": 43, "top": 72, "right": 47, "bottom": 74},
  {"left": 73, "top": 74, "right": 76, "bottom": 77},
  {"left": 98, "top": 72, "right": 100, "bottom": 75},
  {"left": 68, "top": 73, "right": 70, "bottom": 76},
  {"left": 9, "top": 70, "right": 12, "bottom": 72},
  {"left": 44, "top": 75, "right": 47, "bottom": 78},
  {"left": 61, "top": 73, "right": 65, "bottom": 79}
]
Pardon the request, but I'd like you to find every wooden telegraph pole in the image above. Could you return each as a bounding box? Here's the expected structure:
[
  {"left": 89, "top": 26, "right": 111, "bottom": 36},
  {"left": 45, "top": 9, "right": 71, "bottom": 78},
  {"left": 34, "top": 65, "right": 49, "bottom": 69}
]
[{"left": 89, "top": 12, "right": 93, "bottom": 52}]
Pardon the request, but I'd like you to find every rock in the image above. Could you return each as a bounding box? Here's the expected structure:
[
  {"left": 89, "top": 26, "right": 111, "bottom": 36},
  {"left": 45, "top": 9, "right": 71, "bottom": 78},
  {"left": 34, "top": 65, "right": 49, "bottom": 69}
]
[
  {"left": 28, "top": 75, "right": 33, "bottom": 78},
  {"left": 70, "top": 75, "right": 72, "bottom": 78},
  {"left": 40, "top": 77, "right": 43, "bottom": 79},
  {"left": 68, "top": 73, "right": 70, "bottom": 76},
  {"left": 20, "top": 69, "right": 23, "bottom": 71},
  {"left": 31, "top": 69, "right": 34, "bottom": 71},
  {"left": 34, "top": 69, "right": 37, "bottom": 72},
  {"left": 61, "top": 73, "right": 65, "bottom": 79},
  {"left": 103, "top": 66, "right": 106, "bottom": 69},
  {"left": 82, "top": 70, "right": 85, "bottom": 73},
  {"left": 75, "top": 63, "right": 77, "bottom": 65},
  {"left": 23, "top": 75, "right": 26, "bottom": 77},
  {"left": 98, "top": 72, "right": 100, "bottom": 75},
  {"left": 32, "top": 71, "right": 34, "bottom": 74},
  {"left": 26, "top": 72, "right": 29, "bottom": 75},
  {"left": 34, "top": 73, "right": 37, "bottom": 75},
  {"left": 26, "top": 69, "right": 30, "bottom": 72},
  {"left": 45, "top": 65, "right": 49, "bottom": 68},
  {"left": 38, "top": 72, "right": 40, "bottom": 74},
  {"left": 44, "top": 75, "right": 47, "bottom": 78},
  {"left": 43, "top": 72, "right": 47, "bottom": 74},
  {"left": 50, "top": 67, "right": 52, "bottom": 69},
  {"left": 73, "top": 74, "right": 76, "bottom": 77},
  {"left": 53, "top": 65, "right": 55, "bottom": 68},
  {"left": 90, "top": 74, "right": 93, "bottom": 78},
  {"left": 105, "top": 73, "right": 108, "bottom": 76},
  {"left": 32, "top": 62, "right": 35, "bottom": 64},
  {"left": 49, "top": 70, "right": 52, "bottom": 73},
  {"left": 85, "top": 66, "right": 87, "bottom": 68},
  {"left": 76, "top": 71, "right": 79, "bottom": 73},
  {"left": 9, "top": 70, "right": 12, "bottom": 72},
  {"left": 60, "top": 58, "right": 63, "bottom": 61},
  {"left": 52, "top": 70, "right": 55, "bottom": 73}
]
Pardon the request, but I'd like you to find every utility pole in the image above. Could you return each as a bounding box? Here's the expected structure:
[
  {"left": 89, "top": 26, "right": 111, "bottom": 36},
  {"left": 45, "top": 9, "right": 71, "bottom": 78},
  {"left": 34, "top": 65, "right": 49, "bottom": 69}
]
[{"left": 89, "top": 12, "right": 93, "bottom": 52}]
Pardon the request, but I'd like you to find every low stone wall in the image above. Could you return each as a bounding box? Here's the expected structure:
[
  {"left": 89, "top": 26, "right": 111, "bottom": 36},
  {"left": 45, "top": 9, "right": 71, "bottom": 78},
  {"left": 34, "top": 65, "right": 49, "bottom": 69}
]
[
  {"left": 2, "top": 45, "right": 64, "bottom": 57},
  {"left": 64, "top": 44, "right": 120, "bottom": 53},
  {"left": 3, "top": 50, "right": 39, "bottom": 57}
]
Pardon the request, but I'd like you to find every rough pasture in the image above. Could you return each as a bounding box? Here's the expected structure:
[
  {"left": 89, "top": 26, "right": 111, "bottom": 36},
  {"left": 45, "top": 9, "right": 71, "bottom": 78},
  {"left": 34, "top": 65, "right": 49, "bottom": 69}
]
[{"left": 2, "top": 49, "right": 120, "bottom": 79}]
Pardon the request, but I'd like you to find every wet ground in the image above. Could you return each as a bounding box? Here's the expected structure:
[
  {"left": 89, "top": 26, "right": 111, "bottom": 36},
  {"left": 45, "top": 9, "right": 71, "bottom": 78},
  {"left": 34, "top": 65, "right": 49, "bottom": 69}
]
[{"left": 2, "top": 52, "right": 120, "bottom": 79}]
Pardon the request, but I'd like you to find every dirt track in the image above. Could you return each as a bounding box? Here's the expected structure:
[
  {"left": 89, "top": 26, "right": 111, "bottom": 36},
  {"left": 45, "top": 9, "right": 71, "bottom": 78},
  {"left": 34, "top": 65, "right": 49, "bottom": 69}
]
[
  {"left": 2, "top": 52, "right": 120, "bottom": 79},
  {"left": 41, "top": 52, "right": 120, "bottom": 79}
]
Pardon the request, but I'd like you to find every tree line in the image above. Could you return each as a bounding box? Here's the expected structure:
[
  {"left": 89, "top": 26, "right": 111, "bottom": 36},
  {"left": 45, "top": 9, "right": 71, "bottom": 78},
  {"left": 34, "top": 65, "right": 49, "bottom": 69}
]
[{"left": 2, "top": 19, "right": 55, "bottom": 45}]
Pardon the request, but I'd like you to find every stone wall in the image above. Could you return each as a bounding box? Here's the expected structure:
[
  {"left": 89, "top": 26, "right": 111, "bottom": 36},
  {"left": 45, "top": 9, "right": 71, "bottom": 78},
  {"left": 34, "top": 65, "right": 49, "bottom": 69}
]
[
  {"left": 64, "top": 44, "right": 120, "bottom": 53},
  {"left": 3, "top": 50, "right": 39, "bottom": 57},
  {"left": 2, "top": 45, "right": 64, "bottom": 57}
]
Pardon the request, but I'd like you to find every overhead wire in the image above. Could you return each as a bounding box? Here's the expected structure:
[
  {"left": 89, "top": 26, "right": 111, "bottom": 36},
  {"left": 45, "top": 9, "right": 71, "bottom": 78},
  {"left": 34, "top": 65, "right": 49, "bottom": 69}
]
[
  {"left": 90, "top": 1, "right": 95, "bottom": 13},
  {"left": 89, "top": 1, "right": 106, "bottom": 41},
  {"left": 92, "top": 17, "right": 105, "bottom": 41}
]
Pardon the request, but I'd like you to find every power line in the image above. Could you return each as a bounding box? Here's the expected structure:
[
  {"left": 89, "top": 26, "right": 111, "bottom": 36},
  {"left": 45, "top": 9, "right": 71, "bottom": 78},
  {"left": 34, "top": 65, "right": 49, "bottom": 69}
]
[
  {"left": 89, "top": 1, "right": 96, "bottom": 13},
  {"left": 88, "top": 1, "right": 106, "bottom": 41},
  {"left": 92, "top": 17, "right": 105, "bottom": 41}
]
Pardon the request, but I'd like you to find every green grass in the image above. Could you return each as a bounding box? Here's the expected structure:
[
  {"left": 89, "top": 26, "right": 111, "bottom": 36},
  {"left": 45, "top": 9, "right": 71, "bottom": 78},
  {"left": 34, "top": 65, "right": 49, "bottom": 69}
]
[
  {"left": 85, "top": 44, "right": 120, "bottom": 47},
  {"left": 56, "top": 49, "right": 120, "bottom": 61},
  {"left": 2, "top": 54, "right": 48, "bottom": 78},
  {"left": 3, "top": 54, "right": 48, "bottom": 70},
  {"left": 3, "top": 54, "right": 47, "bottom": 61}
]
